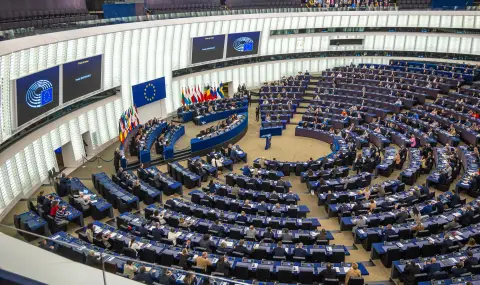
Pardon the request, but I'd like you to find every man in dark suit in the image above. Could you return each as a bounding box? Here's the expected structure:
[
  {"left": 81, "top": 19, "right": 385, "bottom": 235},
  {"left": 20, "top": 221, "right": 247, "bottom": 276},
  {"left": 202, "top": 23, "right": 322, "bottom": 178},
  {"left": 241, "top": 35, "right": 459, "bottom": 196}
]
[
  {"left": 403, "top": 261, "right": 421, "bottom": 284},
  {"left": 464, "top": 250, "right": 479, "bottom": 270},
  {"left": 451, "top": 262, "right": 468, "bottom": 277},
  {"left": 198, "top": 234, "right": 215, "bottom": 253},
  {"left": 133, "top": 266, "right": 155, "bottom": 285},
  {"left": 441, "top": 233, "right": 455, "bottom": 254},
  {"left": 257, "top": 201, "right": 268, "bottom": 213},
  {"left": 293, "top": 243, "right": 307, "bottom": 258},
  {"left": 423, "top": 257, "right": 441, "bottom": 278},
  {"left": 320, "top": 263, "right": 337, "bottom": 281},
  {"left": 273, "top": 241, "right": 286, "bottom": 257},
  {"left": 270, "top": 192, "right": 280, "bottom": 201},
  {"left": 449, "top": 191, "right": 461, "bottom": 208},
  {"left": 352, "top": 200, "right": 364, "bottom": 215},
  {"left": 396, "top": 207, "right": 409, "bottom": 224},
  {"left": 434, "top": 198, "right": 444, "bottom": 214},
  {"left": 382, "top": 224, "right": 397, "bottom": 240},
  {"left": 462, "top": 206, "right": 475, "bottom": 226},
  {"left": 233, "top": 240, "right": 250, "bottom": 256}
]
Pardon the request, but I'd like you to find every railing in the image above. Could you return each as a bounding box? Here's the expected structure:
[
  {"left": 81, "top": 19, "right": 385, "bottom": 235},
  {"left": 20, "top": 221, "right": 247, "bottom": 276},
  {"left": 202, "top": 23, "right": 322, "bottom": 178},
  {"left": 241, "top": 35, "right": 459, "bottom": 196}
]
[{"left": 0, "top": 224, "right": 248, "bottom": 285}]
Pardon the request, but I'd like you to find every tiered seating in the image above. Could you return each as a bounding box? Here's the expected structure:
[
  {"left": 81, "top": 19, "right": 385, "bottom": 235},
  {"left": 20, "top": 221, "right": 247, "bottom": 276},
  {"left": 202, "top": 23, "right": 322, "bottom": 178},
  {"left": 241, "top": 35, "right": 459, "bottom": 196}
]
[
  {"left": 114, "top": 170, "right": 162, "bottom": 205},
  {"left": 67, "top": 178, "right": 114, "bottom": 220},
  {"left": 148, "top": 200, "right": 321, "bottom": 229},
  {"left": 225, "top": 173, "right": 292, "bottom": 193},
  {"left": 14, "top": 210, "right": 48, "bottom": 242},
  {"left": 150, "top": 0, "right": 220, "bottom": 12},
  {"left": 456, "top": 146, "right": 480, "bottom": 197},
  {"left": 387, "top": 115, "right": 437, "bottom": 147},
  {"left": 187, "top": 156, "right": 218, "bottom": 180},
  {"left": 427, "top": 147, "right": 461, "bottom": 191},
  {"left": 0, "top": 9, "right": 96, "bottom": 31},
  {"left": 91, "top": 172, "right": 140, "bottom": 213},
  {"left": 308, "top": 172, "right": 373, "bottom": 193},
  {"left": 138, "top": 166, "right": 183, "bottom": 196},
  {"left": 168, "top": 161, "right": 202, "bottom": 189},
  {"left": 202, "top": 182, "right": 299, "bottom": 203},
  {"left": 177, "top": 98, "right": 247, "bottom": 123},
  {"left": 189, "top": 191, "right": 309, "bottom": 218},
  {"left": 116, "top": 212, "right": 336, "bottom": 251},
  {"left": 400, "top": 148, "right": 424, "bottom": 185}
]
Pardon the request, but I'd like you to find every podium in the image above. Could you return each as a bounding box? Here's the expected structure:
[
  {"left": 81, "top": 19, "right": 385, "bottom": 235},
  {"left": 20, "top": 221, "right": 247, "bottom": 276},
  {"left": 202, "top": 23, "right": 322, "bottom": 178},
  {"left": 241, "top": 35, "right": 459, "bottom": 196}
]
[{"left": 261, "top": 134, "right": 272, "bottom": 150}]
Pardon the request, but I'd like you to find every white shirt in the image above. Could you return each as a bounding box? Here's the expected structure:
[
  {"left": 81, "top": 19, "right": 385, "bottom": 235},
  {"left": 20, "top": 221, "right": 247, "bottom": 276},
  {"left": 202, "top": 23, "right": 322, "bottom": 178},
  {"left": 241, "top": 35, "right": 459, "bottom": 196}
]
[{"left": 168, "top": 232, "right": 181, "bottom": 245}]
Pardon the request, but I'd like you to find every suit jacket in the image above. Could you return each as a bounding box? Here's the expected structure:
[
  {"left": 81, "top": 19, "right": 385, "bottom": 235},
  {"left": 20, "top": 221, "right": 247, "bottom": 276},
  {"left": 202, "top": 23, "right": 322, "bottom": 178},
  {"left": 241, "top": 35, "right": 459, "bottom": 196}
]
[
  {"left": 451, "top": 267, "right": 468, "bottom": 277},
  {"left": 293, "top": 248, "right": 307, "bottom": 258},
  {"left": 178, "top": 254, "right": 189, "bottom": 270},
  {"left": 233, "top": 245, "right": 249, "bottom": 255},
  {"left": 403, "top": 264, "right": 421, "bottom": 283},
  {"left": 320, "top": 268, "right": 337, "bottom": 280},
  {"left": 396, "top": 212, "right": 408, "bottom": 224},
  {"left": 133, "top": 272, "right": 154, "bottom": 285},
  {"left": 464, "top": 256, "right": 479, "bottom": 269},
  {"left": 423, "top": 263, "right": 441, "bottom": 276},
  {"left": 273, "top": 246, "right": 286, "bottom": 257},
  {"left": 199, "top": 239, "right": 214, "bottom": 252}
]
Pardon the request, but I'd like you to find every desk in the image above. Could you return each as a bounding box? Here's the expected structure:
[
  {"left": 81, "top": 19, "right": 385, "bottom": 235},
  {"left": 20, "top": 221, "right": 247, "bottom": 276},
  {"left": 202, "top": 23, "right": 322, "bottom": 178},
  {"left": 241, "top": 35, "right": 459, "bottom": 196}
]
[
  {"left": 189, "top": 190, "right": 309, "bottom": 218},
  {"left": 47, "top": 193, "right": 84, "bottom": 227},
  {"left": 191, "top": 113, "right": 248, "bottom": 153},
  {"left": 117, "top": 212, "right": 334, "bottom": 246},
  {"left": 92, "top": 173, "right": 140, "bottom": 213},
  {"left": 154, "top": 201, "right": 321, "bottom": 229},
  {"left": 206, "top": 182, "right": 300, "bottom": 203},
  {"left": 163, "top": 125, "right": 185, "bottom": 160},
  {"left": 69, "top": 178, "right": 114, "bottom": 220},
  {"left": 14, "top": 211, "right": 48, "bottom": 241},
  {"left": 143, "top": 167, "right": 183, "bottom": 196},
  {"left": 225, "top": 173, "right": 292, "bottom": 193},
  {"left": 340, "top": 192, "right": 453, "bottom": 231},
  {"left": 168, "top": 162, "right": 201, "bottom": 189},
  {"left": 193, "top": 107, "right": 248, "bottom": 125}
]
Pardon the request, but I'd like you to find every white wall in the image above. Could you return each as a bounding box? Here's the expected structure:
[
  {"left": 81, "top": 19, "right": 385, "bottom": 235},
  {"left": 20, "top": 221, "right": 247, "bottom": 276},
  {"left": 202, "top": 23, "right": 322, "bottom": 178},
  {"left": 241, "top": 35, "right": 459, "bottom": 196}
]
[{"left": 1, "top": 10, "right": 480, "bottom": 216}]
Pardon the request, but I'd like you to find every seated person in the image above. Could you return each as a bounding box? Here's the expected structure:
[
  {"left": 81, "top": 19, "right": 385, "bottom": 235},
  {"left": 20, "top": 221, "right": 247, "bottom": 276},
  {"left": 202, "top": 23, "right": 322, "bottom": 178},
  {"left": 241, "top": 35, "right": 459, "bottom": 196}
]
[
  {"left": 133, "top": 266, "right": 155, "bottom": 285},
  {"left": 195, "top": 252, "right": 212, "bottom": 272}
]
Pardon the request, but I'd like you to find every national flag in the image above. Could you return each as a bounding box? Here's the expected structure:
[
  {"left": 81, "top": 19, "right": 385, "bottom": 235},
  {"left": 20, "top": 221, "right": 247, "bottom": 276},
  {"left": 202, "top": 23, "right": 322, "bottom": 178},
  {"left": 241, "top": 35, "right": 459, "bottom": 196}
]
[
  {"left": 181, "top": 88, "right": 187, "bottom": 106},
  {"left": 204, "top": 85, "right": 211, "bottom": 101},
  {"left": 213, "top": 87, "right": 218, "bottom": 100},
  {"left": 196, "top": 85, "right": 203, "bottom": 102},
  {"left": 118, "top": 121, "right": 124, "bottom": 143},
  {"left": 218, "top": 82, "right": 225, "bottom": 98},
  {"left": 186, "top": 88, "right": 192, "bottom": 105},
  {"left": 190, "top": 87, "right": 198, "bottom": 103}
]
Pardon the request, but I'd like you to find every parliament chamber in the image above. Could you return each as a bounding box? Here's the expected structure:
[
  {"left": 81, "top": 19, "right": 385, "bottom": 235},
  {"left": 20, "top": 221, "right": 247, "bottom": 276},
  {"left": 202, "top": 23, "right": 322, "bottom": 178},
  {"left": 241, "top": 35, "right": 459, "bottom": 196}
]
[{"left": 3, "top": 1, "right": 480, "bottom": 285}]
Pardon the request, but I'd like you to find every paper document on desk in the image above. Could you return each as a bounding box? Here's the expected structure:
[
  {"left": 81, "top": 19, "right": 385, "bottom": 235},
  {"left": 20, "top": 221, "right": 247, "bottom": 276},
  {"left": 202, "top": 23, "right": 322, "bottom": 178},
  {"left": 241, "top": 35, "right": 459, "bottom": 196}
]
[
  {"left": 450, "top": 257, "right": 457, "bottom": 263},
  {"left": 91, "top": 200, "right": 98, "bottom": 203},
  {"left": 52, "top": 235, "right": 60, "bottom": 240},
  {"left": 109, "top": 233, "right": 117, "bottom": 238},
  {"left": 335, "top": 267, "right": 340, "bottom": 273},
  {"left": 358, "top": 229, "right": 365, "bottom": 234},
  {"left": 277, "top": 230, "right": 282, "bottom": 235},
  {"left": 293, "top": 266, "right": 299, "bottom": 272},
  {"left": 344, "top": 267, "right": 350, "bottom": 272},
  {"left": 251, "top": 263, "right": 258, "bottom": 269}
]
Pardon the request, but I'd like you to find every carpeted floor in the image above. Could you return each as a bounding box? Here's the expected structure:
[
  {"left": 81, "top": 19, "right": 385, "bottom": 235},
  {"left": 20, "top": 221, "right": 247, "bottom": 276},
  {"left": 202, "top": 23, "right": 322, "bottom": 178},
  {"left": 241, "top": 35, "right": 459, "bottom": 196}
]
[{"left": 0, "top": 103, "right": 473, "bottom": 283}]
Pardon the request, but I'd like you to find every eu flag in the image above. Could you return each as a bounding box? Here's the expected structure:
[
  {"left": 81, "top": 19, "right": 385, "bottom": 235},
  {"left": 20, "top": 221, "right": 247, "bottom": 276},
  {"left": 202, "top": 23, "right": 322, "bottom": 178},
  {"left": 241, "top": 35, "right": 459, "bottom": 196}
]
[{"left": 132, "top": 77, "right": 167, "bottom": 108}]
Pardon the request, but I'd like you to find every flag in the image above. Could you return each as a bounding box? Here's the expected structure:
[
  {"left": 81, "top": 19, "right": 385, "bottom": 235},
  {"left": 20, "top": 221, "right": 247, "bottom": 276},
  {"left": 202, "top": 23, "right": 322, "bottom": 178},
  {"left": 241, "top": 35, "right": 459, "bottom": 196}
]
[
  {"left": 218, "top": 82, "right": 225, "bottom": 98},
  {"left": 118, "top": 121, "right": 124, "bottom": 143},
  {"left": 209, "top": 86, "right": 214, "bottom": 101},
  {"left": 204, "top": 85, "right": 211, "bottom": 101},
  {"left": 190, "top": 87, "right": 198, "bottom": 104},
  {"left": 196, "top": 85, "right": 203, "bottom": 102},
  {"left": 186, "top": 88, "right": 192, "bottom": 105},
  {"left": 213, "top": 87, "right": 218, "bottom": 100},
  {"left": 181, "top": 88, "right": 187, "bottom": 106}
]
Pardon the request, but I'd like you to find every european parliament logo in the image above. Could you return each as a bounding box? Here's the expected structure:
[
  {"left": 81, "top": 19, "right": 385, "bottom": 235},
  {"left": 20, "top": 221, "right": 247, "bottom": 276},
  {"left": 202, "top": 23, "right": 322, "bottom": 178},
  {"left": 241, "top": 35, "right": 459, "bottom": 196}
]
[
  {"left": 144, "top": 83, "right": 157, "bottom": 102},
  {"left": 26, "top": 80, "right": 54, "bottom": 108},
  {"left": 233, "top": 37, "right": 254, "bottom": 52}
]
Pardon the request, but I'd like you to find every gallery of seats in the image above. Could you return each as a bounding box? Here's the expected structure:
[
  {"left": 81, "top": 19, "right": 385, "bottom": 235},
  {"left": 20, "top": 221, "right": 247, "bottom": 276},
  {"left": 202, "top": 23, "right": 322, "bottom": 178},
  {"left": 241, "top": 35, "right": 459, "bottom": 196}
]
[{"left": 2, "top": 1, "right": 480, "bottom": 285}]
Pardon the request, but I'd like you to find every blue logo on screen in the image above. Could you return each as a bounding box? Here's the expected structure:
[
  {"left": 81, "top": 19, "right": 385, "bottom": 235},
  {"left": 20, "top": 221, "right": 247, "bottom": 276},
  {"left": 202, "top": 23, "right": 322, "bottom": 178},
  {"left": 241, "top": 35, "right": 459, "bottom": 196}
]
[
  {"left": 233, "top": 37, "right": 254, "bottom": 52},
  {"left": 26, "top": 80, "right": 54, "bottom": 108}
]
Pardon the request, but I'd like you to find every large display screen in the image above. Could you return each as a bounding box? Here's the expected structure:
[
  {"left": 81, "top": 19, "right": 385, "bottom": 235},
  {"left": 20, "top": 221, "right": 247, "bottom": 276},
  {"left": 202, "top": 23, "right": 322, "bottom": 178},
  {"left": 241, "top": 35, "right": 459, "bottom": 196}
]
[
  {"left": 226, "top": 31, "right": 261, "bottom": 58},
  {"left": 63, "top": 55, "right": 103, "bottom": 103},
  {"left": 191, "top": 35, "right": 226, "bottom": 64},
  {"left": 16, "top": 66, "right": 60, "bottom": 127}
]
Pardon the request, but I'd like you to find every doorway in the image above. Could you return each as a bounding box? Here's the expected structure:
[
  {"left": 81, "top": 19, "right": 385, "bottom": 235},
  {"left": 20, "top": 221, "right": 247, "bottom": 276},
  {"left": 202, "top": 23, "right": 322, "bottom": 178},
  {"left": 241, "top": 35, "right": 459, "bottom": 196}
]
[
  {"left": 82, "top": 131, "right": 94, "bottom": 158},
  {"left": 54, "top": 147, "right": 66, "bottom": 173}
]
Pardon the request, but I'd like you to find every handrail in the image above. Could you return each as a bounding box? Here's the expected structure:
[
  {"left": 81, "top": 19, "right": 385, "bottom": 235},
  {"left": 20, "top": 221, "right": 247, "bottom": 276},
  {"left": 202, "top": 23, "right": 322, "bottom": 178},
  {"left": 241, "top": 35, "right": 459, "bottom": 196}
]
[{"left": 0, "top": 223, "right": 250, "bottom": 285}]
